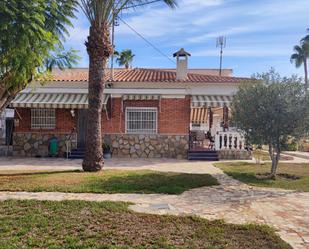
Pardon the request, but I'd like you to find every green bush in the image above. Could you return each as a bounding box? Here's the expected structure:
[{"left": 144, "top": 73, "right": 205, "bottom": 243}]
[{"left": 282, "top": 141, "right": 298, "bottom": 151}]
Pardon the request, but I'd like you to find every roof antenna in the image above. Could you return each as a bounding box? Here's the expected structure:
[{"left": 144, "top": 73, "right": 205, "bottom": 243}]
[{"left": 216, "top": 36, "right": 226, "bottom": 76}]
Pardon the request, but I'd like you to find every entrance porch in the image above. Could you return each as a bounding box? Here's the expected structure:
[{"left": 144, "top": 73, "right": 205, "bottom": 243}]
[{"left": 189, "top": 95, "right": 250, "bottom": 160}]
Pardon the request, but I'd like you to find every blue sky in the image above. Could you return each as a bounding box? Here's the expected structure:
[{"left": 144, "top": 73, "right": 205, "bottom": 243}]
[{"left": 64, "top": 0, "right": 309, "bottom": 77}]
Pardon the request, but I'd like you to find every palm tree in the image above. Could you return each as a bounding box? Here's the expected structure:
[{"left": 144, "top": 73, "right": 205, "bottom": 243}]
[
  {"left": 302, "top": 28, "right": 309, "bottom": 45},
  {"left": 291, "top": 43, "right": 309, "bottom": 93},
  {"left": 116, "top": 49, "right": 135, "bottom": 69},
  {"left": 44, "top": 48, "right": 80, "bottom": 72},
  {"left": 79, "top": 0, "right": 177, "bottom": 172}
]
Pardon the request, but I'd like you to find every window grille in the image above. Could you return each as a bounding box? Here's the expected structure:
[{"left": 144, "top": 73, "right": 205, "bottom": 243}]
[
  {"left": 31, "top": 109, "right": 56, "bottom": 129},
  {"left": 126, "top": 107, "right": 157, "bottom": 134}
]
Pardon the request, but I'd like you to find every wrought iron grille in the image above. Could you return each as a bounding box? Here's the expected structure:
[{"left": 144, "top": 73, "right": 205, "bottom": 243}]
[
  {"left": 31, "top": 109, "right": 56, "bottom": 129},
  {"left": 125, "top": 107, "right": 157, "bottom": 134}
]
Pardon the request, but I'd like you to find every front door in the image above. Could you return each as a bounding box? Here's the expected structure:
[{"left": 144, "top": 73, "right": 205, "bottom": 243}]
[
  {"left": 5, "top": 118, "right": 14, "bottom": 145},
  {"left": 77, "top": 110, "right": 88, "bottom": 148}
]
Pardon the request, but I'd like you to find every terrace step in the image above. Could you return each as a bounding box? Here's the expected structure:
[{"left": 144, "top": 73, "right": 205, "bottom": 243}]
[
  {"left": 68, "top": 147, "right": 85, "bottom": 160},
  {"left": 188, "top": 150, "right": 219, "bottom": 161}
]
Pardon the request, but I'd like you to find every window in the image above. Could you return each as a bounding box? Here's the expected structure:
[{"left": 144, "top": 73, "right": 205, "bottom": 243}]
[
  {"left": 31, "top": 109, "right": 56, "bottom": 129},
  {"left": 126, "top": 107, "right": 157, "bottom": 134}
]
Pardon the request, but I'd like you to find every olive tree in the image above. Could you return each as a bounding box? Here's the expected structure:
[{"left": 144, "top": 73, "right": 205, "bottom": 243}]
[{"left": 232, "top": 70, "right": 308, "bottom": 178}]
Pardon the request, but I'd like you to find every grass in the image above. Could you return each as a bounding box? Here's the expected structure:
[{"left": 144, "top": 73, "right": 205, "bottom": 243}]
[
  {"left": 0, "top": 169, "right": 219, "bottom": 194},
  {"left": 0, "top": 200, "right": 291, "bottom": 249},
  {"left": 252, "top": 150, "right": 294, "bottom": 161},
  {"left": 215, "top": 162, "right": 309, "bottom": 192}
]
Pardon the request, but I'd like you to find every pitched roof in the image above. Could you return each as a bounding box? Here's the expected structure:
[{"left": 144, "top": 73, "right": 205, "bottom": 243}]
[{"left": 49, "top": 68, "right": 251, "bottom": 84}]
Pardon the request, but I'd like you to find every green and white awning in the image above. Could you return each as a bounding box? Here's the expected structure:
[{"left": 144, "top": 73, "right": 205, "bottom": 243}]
[
  {"left": 122, "top": 94, "right": 160, "bottom": 100},
  {"left": 11, "top": 92, "right": 110, "bottom": 109},
  {"left": 191, "top": 95, "right": 233, "bottom": 108},
  {"left": 122, "top": 94, "right": 160, "bottom": 101}
]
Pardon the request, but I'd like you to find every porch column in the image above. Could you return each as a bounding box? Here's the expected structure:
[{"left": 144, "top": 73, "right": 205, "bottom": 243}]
[
  {"left": 208, "top": 107, "right": 213, "bottom": 129},
  {"left": 223, "top": 105, "right": 229, "bottom": 131}
]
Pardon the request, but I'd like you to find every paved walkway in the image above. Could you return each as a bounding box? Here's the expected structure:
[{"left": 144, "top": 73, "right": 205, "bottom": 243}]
[
  {"left": 282, "top": 151, "right": 309, "bottom": 161},
  {"left": 0, "top": 158, "right": 308, "bottom": 248}
]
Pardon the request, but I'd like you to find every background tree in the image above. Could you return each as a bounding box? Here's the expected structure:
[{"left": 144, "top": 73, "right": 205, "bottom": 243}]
[
  {"left": 116, "top": 49, "right": 135, "bottom": 69},
  {"left": 232, "top": 70, "right": 308, "bottom": 179},
  {"left": 78, "top": 0, "right": 177, "bottom": 172},
  {"left": 291, "top": 40, "right": 309, "bottom": 93},
  {"left": 44, "top": 49, "right": 80, "bottom": 72},
  {"left": 0, "top": 0, "right": 79, "bottom": 112}
]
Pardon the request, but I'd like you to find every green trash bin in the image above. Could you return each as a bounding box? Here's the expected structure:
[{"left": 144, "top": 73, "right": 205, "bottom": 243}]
[{"left": 49, "top": 137, "right": 58, "bottom": 157}]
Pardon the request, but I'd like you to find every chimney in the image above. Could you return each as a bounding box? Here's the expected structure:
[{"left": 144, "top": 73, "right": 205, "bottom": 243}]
[{"left": 173, "top": 48, "right": 191, "bottom": 80}]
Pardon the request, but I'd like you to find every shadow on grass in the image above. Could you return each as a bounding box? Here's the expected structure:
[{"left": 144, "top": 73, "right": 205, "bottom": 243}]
[
  {"left": 83, "top": 172, "right": 219, "bottom": 194},
  {"left": 225, "top": 172, "right": 278, "bottom": 186},
  {"left": 0, "top": 170, "right": 82, "bottom": 177}
]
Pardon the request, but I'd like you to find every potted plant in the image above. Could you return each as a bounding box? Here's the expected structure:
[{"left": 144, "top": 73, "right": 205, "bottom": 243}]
[{"left": 102, "top": 143, "right": 111, "bottom": 159}]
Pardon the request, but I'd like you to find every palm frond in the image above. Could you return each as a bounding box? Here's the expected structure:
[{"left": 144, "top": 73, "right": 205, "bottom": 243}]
[
  {"left": 79, "top": 0, "right": 177, "bottom": 26},
  {"left": 44, "top": 48, "right": 80, "bottom": 71},
  {"left": 293, "top": 45, "right": 303, "bottom": 55},
  {"left": 290, "top": 53, "right": 303, "bottom": 68},
  {"left": 116, "top": 49, "right": 135, "bottom": 68},
  {"left": 302, "top": 35, "right": 309, "bottom": 45}
]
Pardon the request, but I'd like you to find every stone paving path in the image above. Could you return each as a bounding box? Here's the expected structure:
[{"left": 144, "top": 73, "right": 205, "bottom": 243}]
[{"left": 0, "top": 158, "right": 308, "bottom": 248}]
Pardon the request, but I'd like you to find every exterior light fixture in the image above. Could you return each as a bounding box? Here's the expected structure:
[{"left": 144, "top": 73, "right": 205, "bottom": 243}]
[
  {"left": 14, "top": 118, "right": 20, "bottom": 127},
  {"left": 70, "top": 109, "right": 75, "bottom": 118}
]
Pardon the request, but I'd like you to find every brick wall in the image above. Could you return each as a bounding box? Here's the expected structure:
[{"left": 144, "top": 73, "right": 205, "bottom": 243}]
[
  {"left": 14, "top": 108, "right": 75, "bottom": 133},
  {"left": 14, "top": 97, "right": 190, "bottom": 135},
  {"left": 102, "top": 97, "right": 190, "bottom": 135},
  {"left": 159, "top": 97, "right": 191, "bottom": 135},
  {"left": 13, "top": 97, "right": 191, "bottom": 158}
]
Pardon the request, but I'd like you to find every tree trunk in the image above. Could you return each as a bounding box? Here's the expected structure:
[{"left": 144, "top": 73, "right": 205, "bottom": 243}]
[
  {"left": 0, "top": 94, "right": 13, "bottom": 113},
  {"left": 82, "top": 22, "right": 112, "bottom": 172},
  {"left": 269, "top": 143, "right": 280, "bottom": 179},
  {"left": 0, "top": 81, "right": 24, "bottom": 113},
  {"left": 304, "top": 58, "right": 308, "bottom": 93}
]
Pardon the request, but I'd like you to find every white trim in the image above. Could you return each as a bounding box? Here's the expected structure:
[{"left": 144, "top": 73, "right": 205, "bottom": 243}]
[
  {"left": 105, "top": 88, "right": 187, "bottom": 95},
  {"left": 20, "top": 87, "right": 188, "bottom": 96},
  {"left": 21, "top": 88, "right": 88, "bottom": 94},
  {"left": 161, "top": 95, "right": 185, "bottom": 99}
]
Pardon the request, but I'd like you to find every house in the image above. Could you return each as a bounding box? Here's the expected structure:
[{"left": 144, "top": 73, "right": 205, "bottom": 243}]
[{"left": 11, "top": 49, "right": 252, "bottom": 160}]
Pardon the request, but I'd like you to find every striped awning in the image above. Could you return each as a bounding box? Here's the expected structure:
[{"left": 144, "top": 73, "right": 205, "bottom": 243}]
[
  {"left": 191, "top": 108, "right": 208, "bottom": 124},
  {"left": 192, "top": 95, "right": 233, "bottom": 107},
  {"left": 11, "top": 92, "right": 110, "bottom": 109},
  {"left": 122, "top": 94, "right": 160, "bottom": 101}
]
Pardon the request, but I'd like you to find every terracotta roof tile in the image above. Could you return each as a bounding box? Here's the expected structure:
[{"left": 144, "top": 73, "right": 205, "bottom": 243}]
[{"left": 49, "top": 68, "right": 251, "bottom": 84}]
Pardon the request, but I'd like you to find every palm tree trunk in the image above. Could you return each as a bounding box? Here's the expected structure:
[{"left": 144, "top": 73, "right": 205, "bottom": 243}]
[
  {"left": 82, "top": 22, "right": 112, "bottom": 172},
  {"left": 304, "top": 58, "right": 308, "bottom": 93}
]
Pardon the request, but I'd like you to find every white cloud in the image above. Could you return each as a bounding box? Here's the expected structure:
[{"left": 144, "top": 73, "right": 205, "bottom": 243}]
[
  {"left": 192, "top": 47, "right": 290, "bottom": 57},
  {"left": 116, "top": 0, "right": 225, "bottom": 38},
  {"left": 187, "top": 26, "right": 254, "bottom": 43},
  {"left": 63, "top": 0, "right": 309, "bottom": 76},
  {"left": 67, "top": 26, "right": 89, "bottom": 43}
]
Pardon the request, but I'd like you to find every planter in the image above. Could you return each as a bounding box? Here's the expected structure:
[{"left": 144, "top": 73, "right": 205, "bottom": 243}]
[{"left": 103, "top": 152, "right": 111, "bottom": 159}]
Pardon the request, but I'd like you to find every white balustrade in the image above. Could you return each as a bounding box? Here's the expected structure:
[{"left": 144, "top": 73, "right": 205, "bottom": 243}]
[{"left": 215, "top": 131, "right": 246, "bottom": 151}]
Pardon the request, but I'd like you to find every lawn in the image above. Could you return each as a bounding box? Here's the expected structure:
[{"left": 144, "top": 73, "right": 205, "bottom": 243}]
[
  {"left": 0, "top": 169, "right": 218, "bottom": 194},
  {"left": 0, "top": 200, "right": 291, "bottom": 249},
  {"left": 215, "top": 162, "right": 309, "bottom": 191},
  {"left": 252, "top": 150, "right": 294, "bottom": 161}
]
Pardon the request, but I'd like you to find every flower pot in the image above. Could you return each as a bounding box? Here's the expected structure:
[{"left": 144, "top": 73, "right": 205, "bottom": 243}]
[{"left": 103, "top": 152, "right": 111, "bottom": 159}]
